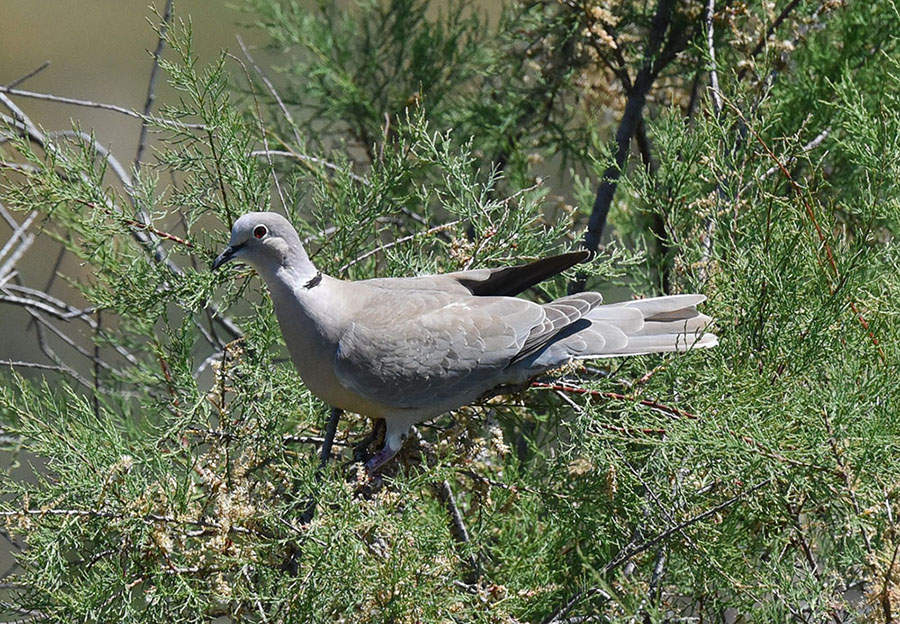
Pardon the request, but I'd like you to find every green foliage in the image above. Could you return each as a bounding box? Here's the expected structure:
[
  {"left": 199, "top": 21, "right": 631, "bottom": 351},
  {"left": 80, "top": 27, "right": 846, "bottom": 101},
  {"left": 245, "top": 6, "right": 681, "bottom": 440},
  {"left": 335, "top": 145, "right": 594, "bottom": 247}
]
[{"left": 2, "top": 0, "right": 900, "bottom": 622}]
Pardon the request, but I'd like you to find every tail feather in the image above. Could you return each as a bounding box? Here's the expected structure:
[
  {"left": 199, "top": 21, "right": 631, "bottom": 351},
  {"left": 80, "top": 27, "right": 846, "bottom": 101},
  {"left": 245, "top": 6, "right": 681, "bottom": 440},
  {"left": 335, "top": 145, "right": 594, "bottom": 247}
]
[
  {"left": 607, "top": 294, "right": 707, "bottom": 317},
  {"left": 638, "top": 312, "right": 713, "bottom": 336},
  {"left": 521, "top": 294, "right": 717, "bottom": 372}
]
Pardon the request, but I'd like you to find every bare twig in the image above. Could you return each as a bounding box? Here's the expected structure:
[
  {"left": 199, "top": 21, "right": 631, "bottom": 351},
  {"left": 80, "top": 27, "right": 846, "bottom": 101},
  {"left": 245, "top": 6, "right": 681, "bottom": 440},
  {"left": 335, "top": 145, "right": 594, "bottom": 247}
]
[
  {"left": 5, "top": 61, "right": 51, "bottom": 89},
  {"left": 602, "top": 478, "right": 771, "bottom": 574},
  {"left": 339, "top": 220, "right": 461, "bottom": 273},
  {"left": 737, "top": 0, "right": 804, "bottom": 81},
  {"left": 0, "top": 293, "right": 95, "bottom": 321},
  {"left": 0, "top": 84, "right": 205, "bottom": 130},
  {"left": 705, "top": 0, "right": 723, "bottom": 117},
  {"left": 0, "top": 360, "right": 71, "bottom": 373},
  {"left": 229, "top": 45, "right": 288, "bottom": 212},
  {"left": 134, "top": 0, "right": 174, "bottom": 171},
  {"left": 236, "top": 35, "right": 303, "bottom": 147}
]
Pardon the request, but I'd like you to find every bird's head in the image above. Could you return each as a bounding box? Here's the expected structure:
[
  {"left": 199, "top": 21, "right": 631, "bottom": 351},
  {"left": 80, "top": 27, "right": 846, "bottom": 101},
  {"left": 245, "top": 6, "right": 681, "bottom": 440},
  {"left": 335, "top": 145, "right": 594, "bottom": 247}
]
[{"left": 212, "top": 212, "right": 307, "bottom": 272}]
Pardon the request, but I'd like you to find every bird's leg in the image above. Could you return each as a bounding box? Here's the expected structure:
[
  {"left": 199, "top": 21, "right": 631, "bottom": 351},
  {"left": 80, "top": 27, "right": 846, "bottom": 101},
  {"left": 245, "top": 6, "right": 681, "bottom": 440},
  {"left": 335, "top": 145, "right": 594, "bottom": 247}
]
[
  {"left": 364, "top": 423, "right": 408, "bottom": 475},
  {"left": 317, "top": 406, "right": 342, "bottom": 469},
  {"left": 353, "top": 418, "right": 385, "bottom": 464},
  {"left": 363, "top": 446, "right": 399, "bottom": 474}
]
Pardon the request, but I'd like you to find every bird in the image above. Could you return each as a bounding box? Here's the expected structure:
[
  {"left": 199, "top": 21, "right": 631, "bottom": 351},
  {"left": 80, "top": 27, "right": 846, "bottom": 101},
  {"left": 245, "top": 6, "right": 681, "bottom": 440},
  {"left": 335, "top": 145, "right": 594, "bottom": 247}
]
[{"left": 213, "top": 212, "right": 717, "bottom": 472}]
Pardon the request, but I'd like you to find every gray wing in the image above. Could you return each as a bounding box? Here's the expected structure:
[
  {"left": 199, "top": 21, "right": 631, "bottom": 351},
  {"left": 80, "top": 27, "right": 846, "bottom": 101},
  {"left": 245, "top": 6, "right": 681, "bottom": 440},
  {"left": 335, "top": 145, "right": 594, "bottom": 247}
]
[
  {"left": 361, "top": 251, "right": 589, "bottom": 297},
  {"left": 333, "top": 289, "right": 604, "bottom": 410},
  {"left": 333, "top": 291, "right": 544, "bottom": 409}
]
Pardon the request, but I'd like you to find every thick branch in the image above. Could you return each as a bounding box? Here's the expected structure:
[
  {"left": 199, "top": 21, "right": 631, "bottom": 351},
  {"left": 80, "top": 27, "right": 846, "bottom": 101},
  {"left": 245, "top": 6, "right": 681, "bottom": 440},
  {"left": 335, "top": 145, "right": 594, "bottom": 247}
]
[{"left": 581, "top": 0, "right": 679, "bottom": 259}]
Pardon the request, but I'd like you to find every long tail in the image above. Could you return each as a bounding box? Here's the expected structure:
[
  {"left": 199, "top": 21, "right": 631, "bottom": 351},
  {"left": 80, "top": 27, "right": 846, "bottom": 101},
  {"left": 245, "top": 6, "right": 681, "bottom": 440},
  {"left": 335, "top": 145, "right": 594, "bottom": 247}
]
[
  {"left": 524, "top": 294, "right": 717, "bottom": 371},
  {"left": 593, "top": 294, "right": 718, "bottom": 355}
]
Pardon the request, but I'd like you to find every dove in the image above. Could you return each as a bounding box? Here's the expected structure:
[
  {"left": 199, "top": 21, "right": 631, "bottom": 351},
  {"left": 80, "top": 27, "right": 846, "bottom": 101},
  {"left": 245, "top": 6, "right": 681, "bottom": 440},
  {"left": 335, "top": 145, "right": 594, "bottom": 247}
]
[{"left": 213, "top": 212, "right": 717, "bottom": 471}]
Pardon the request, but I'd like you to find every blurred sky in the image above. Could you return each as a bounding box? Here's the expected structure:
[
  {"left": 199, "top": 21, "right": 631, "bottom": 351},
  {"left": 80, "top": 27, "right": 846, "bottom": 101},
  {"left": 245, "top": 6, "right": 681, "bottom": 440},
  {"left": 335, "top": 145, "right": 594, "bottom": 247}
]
[
  {"left": 1, "top": 1, "right": 268, "bottom": 366},
  {"left": 2, "top": 1, "right": 265, "bottom": 164}
]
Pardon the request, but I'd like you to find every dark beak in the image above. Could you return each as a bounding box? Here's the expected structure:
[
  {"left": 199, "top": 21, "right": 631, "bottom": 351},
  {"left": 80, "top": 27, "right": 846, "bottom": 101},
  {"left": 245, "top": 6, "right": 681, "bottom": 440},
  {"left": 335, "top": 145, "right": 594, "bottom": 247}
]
[{"left": 212, "top": 246, "right": 236, "bottom": 270}]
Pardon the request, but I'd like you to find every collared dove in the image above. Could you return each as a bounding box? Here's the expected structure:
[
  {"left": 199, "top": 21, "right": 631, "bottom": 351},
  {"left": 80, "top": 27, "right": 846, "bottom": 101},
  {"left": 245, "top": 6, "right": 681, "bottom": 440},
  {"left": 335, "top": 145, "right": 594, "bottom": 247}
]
[{"left": 213, "top": 212, "right": 717, "bottom": 471}]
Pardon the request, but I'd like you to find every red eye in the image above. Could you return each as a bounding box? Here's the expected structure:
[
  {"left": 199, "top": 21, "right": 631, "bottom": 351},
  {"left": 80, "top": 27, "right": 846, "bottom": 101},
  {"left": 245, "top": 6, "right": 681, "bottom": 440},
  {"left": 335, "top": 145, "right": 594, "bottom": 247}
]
[{"left": 253, "top": 225, "right": 267, "bottom": 239}]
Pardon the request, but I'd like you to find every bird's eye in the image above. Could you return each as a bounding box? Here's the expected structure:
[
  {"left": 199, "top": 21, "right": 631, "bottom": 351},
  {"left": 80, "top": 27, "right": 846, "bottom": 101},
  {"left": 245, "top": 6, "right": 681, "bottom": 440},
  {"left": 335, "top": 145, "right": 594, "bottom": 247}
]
[{"left": 253, "top": 225, "right": 267, "bottom": 239}]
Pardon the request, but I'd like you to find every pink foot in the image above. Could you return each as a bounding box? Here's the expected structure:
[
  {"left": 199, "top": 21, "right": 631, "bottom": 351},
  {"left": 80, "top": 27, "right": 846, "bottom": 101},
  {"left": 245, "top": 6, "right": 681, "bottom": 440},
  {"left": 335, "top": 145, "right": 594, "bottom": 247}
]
[{"left": 364, "top": 447, "right": 398, "bottom": 475}]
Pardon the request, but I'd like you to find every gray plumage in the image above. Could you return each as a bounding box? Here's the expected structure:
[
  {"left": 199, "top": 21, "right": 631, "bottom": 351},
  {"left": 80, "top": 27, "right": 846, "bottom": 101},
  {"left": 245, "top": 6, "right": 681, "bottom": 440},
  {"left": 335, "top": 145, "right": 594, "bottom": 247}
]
[{"left": 213, "top": 212, "right": 717, "bottom": 471}]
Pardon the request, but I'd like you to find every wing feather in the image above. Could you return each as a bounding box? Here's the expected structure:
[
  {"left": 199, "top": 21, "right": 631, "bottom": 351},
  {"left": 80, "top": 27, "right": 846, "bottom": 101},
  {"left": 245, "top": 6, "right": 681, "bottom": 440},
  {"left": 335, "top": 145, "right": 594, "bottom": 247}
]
[{"left": 333, "top": 292, "right": 542, "bottom": 409}]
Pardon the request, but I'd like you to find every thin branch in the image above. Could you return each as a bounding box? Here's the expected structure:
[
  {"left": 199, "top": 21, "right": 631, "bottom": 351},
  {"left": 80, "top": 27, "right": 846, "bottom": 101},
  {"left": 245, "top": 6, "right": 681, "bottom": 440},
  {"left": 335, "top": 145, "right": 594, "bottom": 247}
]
[
  {"left": 758, "top": 127, "right": 830, "bottom": 181},
  {"left": 236, "top": 34, "right": 303, "bottom": 147},
  {"left": 0, "top": 360, "right": 71, "bottom": 373},
  {"left": 552, "top": 387, "right": 667, "bottom": 436},
  {"left": 724, "top": 99, "right": 882, "bottom": 356},
  {"left": 700, "top": 0, "right": 722, "bottom": 283},
  {"left": 0, "top": 293, "right": 95, "bottom": 321},
  {"left": 737, "top": 0, "right": 804, "bottom": 81},
  {"left": 0, "top": 507, "right": 256, "bottom": 536},
  {"left": 282, "top": 433, "right": 351, "bottom": 448},
  {"left": 436, "top": 478, "right": 479, "bottom": 583},
  {"left": 437, "top": 479, "right": 471, "bottom": 544},
  {"left": 75, "top": 199, "right": 194, "bottom": 248},
  {"left": 577, "top": 0, "right": 681, "bottom": 279},
  {"left": 5, "top": 61, "right": 51, "bottom": 89},
  {"left": 134, "top": 0, "right": 174, "bottom": 172},
  {"left": 601, "top": 478, "right": 772, "bottom": 573},
  {"left": 251, "top": 149, "right": 367, "bottom": 184},
  {"left": 0, "top": 161, "right": 40, "bottom": 174},
  {"left": 10, "top": 305, "right": 120, "bottom": 376},
  {"left": 542, "top": 588, "right": 612, "bottom": 624},
  {"left": 228, "top": 45, "right": 288, "bottom": 212},
  {"left": 0, "top": 84, "right": 206, "bottom": 130},
  {"left": 706, "top": 0, "right": 723, "bottom": 117},
  {"left": 531, "top": 380, "right": 698, "bottom": 420},
  {"left": 0, "top": 210, "right": 36, "bottom": 288},
  {"left": 93, "top": 310, "right": 102, "bottom": 418},
  {"left": 339, "top": 220, "right": 461, "bottom": 273}
]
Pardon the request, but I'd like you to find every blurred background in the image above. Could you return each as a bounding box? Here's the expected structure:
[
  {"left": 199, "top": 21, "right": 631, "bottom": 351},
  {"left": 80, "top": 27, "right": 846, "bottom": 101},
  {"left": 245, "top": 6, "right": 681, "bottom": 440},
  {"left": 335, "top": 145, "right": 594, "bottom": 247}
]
[
  {"left": 0, "top": 2, "right": 269, "bottom": 586},
  {"left": 1, "top": 1, "right": 266, "bottom": 368}
]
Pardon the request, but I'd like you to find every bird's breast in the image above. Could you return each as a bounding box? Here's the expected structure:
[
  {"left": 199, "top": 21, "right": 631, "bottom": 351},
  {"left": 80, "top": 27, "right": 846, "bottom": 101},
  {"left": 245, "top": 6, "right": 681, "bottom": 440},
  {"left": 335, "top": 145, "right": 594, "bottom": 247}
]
[{"left": 267, "top": 280, "right": 387, "bottom": 417}]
